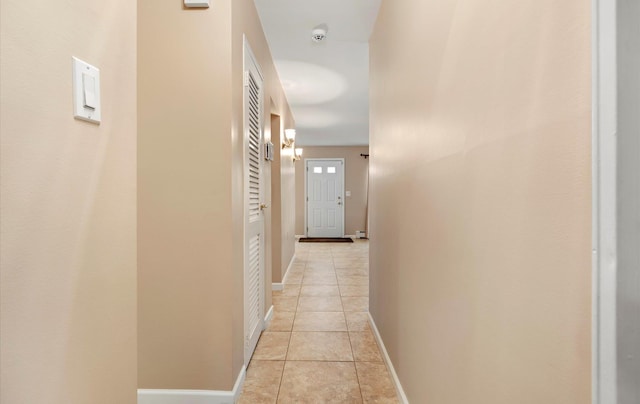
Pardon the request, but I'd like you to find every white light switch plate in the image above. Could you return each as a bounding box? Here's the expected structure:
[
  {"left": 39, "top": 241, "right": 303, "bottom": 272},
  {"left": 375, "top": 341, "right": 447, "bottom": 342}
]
[
  {"left": 346, "top": 191, "right": 351, "bottom": 197},
  {"left": 73, "top": 57, "right": 101, "bottom": 124},
  {"left": 184, "top": 0, "right": 210, "bottom": 7}
]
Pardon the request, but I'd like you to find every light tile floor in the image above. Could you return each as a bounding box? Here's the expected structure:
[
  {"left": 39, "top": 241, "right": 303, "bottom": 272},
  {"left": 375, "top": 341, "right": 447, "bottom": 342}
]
[{"left": 239, "top": 240, "right": 399, "bottom": 404}]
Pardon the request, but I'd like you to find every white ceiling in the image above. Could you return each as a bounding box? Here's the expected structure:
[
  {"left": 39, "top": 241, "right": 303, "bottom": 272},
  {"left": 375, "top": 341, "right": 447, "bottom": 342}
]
[{"left": 254, "top": 0, "right": 381, "bottom": 146}]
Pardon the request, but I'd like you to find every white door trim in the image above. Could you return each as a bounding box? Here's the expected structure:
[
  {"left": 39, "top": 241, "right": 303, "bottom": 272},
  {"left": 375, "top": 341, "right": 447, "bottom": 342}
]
[
  {"left": 303, "top": 158, "right": 345, "bottom": 238},
  {"left": 591, "top": 0, "right": 617, "bottom": 402}
]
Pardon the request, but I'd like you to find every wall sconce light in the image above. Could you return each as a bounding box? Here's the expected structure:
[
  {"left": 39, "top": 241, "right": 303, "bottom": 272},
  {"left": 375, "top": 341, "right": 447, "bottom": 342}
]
[
  {"left": 283, "top": 129, "right": 296, "bottom": 149},
  {"left": 293, "top": 148, "right": 303, "bottom": 162}
]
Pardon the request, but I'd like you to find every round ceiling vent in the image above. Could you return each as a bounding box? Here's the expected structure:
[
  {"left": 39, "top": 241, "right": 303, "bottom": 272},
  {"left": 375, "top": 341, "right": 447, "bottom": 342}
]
[{"left": 311, "top": 24, "right": 328, "bottom": 43}]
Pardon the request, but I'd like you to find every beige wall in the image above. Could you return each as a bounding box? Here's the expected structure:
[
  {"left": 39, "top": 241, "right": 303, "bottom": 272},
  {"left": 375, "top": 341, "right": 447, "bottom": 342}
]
[
  {"left": 138, "top": 0, "right": 234, "bottom": 390},
  {"left": 232, "top": 0, "right": 295, "bottom": 377},
  {"left": 138, "top": 0, "right": 294, "bottom": 390},
  {"left": 270, "top": 116, "right": 297, "bottom": 283},
  {"left": 0, "top": 0, "right": 137, "bottom": 402},
  {"left": 295, "top": 146, "right": 369, "bottom": 236},
  {"left": 369, "top": 1, "right": 591, "bottom": 403}
]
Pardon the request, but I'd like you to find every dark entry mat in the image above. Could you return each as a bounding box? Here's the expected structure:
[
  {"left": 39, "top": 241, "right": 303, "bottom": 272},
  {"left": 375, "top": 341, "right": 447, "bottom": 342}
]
[{"left": 298, "top": 237, "right": 354, "bottom": 243}]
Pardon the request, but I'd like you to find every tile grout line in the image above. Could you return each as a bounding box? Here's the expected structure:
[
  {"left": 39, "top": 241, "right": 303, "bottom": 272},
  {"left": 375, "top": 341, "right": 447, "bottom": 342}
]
[{"left": 334, "top": 246, "right": 366, "bottom": 403}]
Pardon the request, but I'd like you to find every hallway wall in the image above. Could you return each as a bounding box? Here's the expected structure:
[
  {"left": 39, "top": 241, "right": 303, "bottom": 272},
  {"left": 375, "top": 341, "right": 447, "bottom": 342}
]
[
  {"left": 138, "top": 0, "right": 234, "bottom": 390},
  {"left": 138, "top": 0, "right": 294, "bottom": 392},
  {"left": 295, "top": 146, "right": 369, "bottom": 236},
  {"left": 270, "top": 115, "right": 297, "bottom": 284},
  {"left": 232, "top": 0, "right": 296, "bottom": 378},
  {"left": 0, "top": 0, "right": 137, "bottom": 402},
  {"left": 368, "top": 1, "right": 591, "bottom": 403}
]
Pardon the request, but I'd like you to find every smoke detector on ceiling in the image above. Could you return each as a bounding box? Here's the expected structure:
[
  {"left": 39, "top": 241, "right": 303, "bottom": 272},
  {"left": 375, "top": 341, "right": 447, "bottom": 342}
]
[{"left": 312, "top": 24, "right": 328, "bottom": 43}]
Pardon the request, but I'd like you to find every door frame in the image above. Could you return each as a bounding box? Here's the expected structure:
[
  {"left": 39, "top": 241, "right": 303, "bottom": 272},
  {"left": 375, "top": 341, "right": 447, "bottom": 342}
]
[
  {"left": 591, "top": 0, "right": 617, "bottom": 401},
  {"left": 304, "top": 158, "right": 346, "bottom": 238},
  {"left": 243, "top": 36, "right": 265, "bottom": 366}
]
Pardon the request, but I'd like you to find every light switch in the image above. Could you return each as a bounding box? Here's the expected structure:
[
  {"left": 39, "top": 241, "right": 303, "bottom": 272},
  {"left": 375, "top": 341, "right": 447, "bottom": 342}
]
[
  {"left": 346, "top": 191, "right": 351, "bottom": 197},
  {"left": 82, "top": 73, "right": 97, "bottom": 109},
  {"left": 73, "top": 57, "right": 101, "bottom": 124}
]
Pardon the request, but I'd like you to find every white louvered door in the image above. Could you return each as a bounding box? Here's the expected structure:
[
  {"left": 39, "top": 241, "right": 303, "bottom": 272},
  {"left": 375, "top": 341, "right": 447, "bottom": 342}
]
[{"left": 244, "top": 40, "right": 265, "bottom": 365}]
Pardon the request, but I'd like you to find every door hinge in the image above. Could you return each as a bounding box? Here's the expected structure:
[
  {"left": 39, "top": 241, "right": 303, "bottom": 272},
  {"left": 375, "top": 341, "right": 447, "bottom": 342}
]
[
  {"left": 244, "top": 71, "right": 249, "bottom": 87},
  {"left": 306, "top": 197, "right": 308, "bottom": 202}
]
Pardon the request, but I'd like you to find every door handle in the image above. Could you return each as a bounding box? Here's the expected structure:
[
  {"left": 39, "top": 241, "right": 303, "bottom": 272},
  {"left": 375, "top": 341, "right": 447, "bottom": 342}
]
[{"left": 260, "top": 203, "right": 268, "bottom": 210}]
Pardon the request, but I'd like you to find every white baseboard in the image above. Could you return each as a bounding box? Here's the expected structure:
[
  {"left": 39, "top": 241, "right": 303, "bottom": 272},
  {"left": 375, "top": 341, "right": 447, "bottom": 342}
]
[
  {"left": 273, "top": 254, "right": 296, "bottom": 291},
  {"left": 281, "top": 254, "right": 296, "bottom": 283},
  {"left": 138, "top": 365, "right": 246, "bottom": 404},
  {"left": 264, "top": 305, "right": 274, "bottom": 329},
  {"left": 368, "top": 313, "right": 409, "bottom": 404}
]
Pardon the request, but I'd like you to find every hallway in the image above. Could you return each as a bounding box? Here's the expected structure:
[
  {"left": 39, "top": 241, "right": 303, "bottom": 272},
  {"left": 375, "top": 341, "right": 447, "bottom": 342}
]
[{"left": 239, "top": 240, "right": 399, "bottom": 403}]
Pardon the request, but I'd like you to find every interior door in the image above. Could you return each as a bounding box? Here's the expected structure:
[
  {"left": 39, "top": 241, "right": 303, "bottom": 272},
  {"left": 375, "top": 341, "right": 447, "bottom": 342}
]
[
  {"left": 306, "top": 159, "right": 345, "bottom": 238},
  {"left": 244, "top": 40, "right": 265, "bottom": 365}
]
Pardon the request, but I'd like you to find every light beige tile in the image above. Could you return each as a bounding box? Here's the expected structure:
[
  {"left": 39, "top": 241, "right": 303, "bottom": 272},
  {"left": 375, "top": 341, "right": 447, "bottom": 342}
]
[
  {"left": 273, "top": 296, "right": 298, "bottom": 312},
  {"left": 238, "top": 360, "right": 284, "bottom": 404},
  {"left": 283, "top": 272, "right": 303, "bottom": 285},
  {"left": 356, "top": 362, "right": 400, "bottom": 403},
  {"left": 339, "top": 284, "right": 369, "bottom": 297},
  {"left": 349, "top": 331, "right": 382, "bottom": 362},
  {"left": 306, "top": 262, "right": 335, "bottom": 272},
  {"left": 345, "top": 312, "right": 371, "bottom": 331},
  {"left": 252, "top": 332, "right": 290, "bottom": 360},
  {"left": 293, "top": 312, "right": 347, "bottom": 332},
  {"left": 278, "top": 361, "right": 362, "bottom": 403},
  {"left": 337, "top": 274, "right": 369, "bottom": 286},
  {"left": 342, "top": 296, "right": 369, "bottom": 312},
  {"left": 297, "top": 296, "right": 343, "bottom": 312},
  {"left": 290, "top": 261, "right": 306, "bottom": 269},
  {"left": 278, "top": 284, "right": 301, "bottom": 297},
  {"left": 287, "top": 332, "right": 354, "bottom": 361},
  {"left": 333, "top": 259, "right": 368, "bottom": 269},
  {"left": 267, "top": 311, "right": 295, "bottom": 332},
  {"left": 335, "top": 267, "right": 369, "bottom": 277},
  {"left": 302, "top": 272, "right": 338, "bottom": 285},
  {"left": 300, "top": 285, "right": 340, "bottom": 297},
  {"left": 237, "top": 391, "right": 275, "bottom": 404}
]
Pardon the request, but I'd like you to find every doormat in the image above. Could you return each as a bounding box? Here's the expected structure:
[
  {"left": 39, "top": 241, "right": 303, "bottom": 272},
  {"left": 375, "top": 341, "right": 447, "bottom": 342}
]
[{"left": 298, "top": 237, "right": 354, "bottom": 243}]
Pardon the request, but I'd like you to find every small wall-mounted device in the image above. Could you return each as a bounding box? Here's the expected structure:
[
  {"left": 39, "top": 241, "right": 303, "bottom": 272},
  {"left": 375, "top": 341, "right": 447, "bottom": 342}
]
[
  {"left": 72, "top": 57, "right": 101, "bottom": 124},
  {"left": 264, "top": 141, "right": 274, "bottom": 161},
  {"left": 184, "top": 0, "right": 210, "bottom": 7}
]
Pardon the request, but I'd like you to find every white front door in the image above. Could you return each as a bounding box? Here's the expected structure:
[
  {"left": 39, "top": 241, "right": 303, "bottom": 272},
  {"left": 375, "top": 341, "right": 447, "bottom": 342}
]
[
  {"left": 306, "top": 159, "right": 345, "bottom": 238},
  {"left": 244, "top": 39, "right": 265, "bottom": 365}
]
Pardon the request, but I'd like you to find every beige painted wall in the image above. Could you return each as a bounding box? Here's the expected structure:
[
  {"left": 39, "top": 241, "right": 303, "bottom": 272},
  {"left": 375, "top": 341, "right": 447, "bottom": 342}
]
[
  {"left": 232, "top": 0, "right": 295, "bottom": 378},
  {"left": 138, "top": 0, "right": 294, "bottom": 390},
  {"left": 270, "top": 116, "right": 297, "bottom": 283},
  {"left": 0, "top": 0, "right": 137, "bottom": 402},
  {"left": 295, "top": 146, "right": 369, "bottom": 236},
  {"left": 369, "top": 1, "right": 591, "bottom": 403},
  {"left": 138, "top": 0, "right": 234, "bottom": 390}
]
